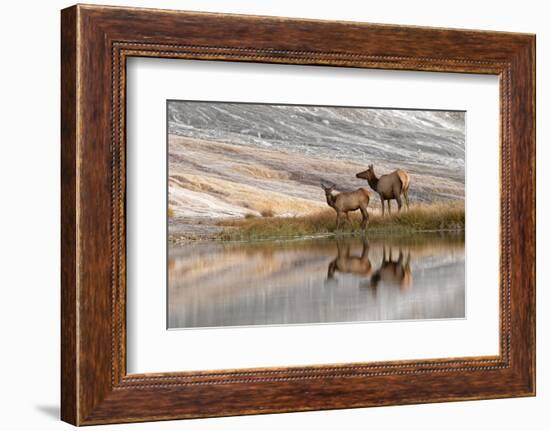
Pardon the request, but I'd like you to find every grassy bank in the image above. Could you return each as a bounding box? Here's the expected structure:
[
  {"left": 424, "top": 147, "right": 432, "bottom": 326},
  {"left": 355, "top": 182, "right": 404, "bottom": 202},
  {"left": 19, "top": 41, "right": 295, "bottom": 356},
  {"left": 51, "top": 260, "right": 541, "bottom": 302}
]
[{"left": 217, "top": 201, "right": 464, "bottom": 241}]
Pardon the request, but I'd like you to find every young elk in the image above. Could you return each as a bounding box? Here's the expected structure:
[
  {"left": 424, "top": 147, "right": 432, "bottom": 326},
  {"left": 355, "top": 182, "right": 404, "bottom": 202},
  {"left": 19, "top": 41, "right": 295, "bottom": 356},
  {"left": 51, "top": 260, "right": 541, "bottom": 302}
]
[
  {"left": 356, "top": 164, "right": 410, "bottom": 216},
  {"left": 327, "top": 240, "right": 373, "bottom": 281},
  {"left": 321, "top": 182, "right": 370, "bottom": 230}
]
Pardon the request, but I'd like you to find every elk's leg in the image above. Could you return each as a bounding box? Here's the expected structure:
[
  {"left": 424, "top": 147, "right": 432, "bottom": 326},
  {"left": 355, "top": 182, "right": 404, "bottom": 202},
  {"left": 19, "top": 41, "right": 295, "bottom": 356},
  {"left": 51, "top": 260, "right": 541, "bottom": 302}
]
[
  {"left": 336, "top": 211, "right": 343, "bottom": 230},
  {"left": 387, "top": 200, "right": 392, "bottom": 215},
  {"left": 394, "top": 185, "right": 403, "bottom": 212},
  {"left": 345, "top": 211, "right": 352, "bottom": 226},
  {"left": 403, "top": 190, "right": 410, "bottom": 210},
  {"left": 380, "top": 195, "right": 385, "bottom": 216},
  {"left": 396, "top": 195, "right": 402, "bottom": 212},
  {"left": 336, "top": 240, "right": 344, "bottom": 256},
  {"left": 327, "top": 260, "right": 337, "bottom": 280},
  {"left": 344, "top": 242, "right": 351, "bottom": 257},
  {"left": 360, "top": 239, "right": 370, "bottom": 258},
  {"left": 359, "top": 204, "right": 369, "bottom": 229}
]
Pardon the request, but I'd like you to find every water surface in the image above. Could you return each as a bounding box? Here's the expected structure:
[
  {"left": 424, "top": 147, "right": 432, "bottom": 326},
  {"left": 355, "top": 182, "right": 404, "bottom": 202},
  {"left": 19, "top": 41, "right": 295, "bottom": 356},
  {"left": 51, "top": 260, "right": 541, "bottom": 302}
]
[{"left": 168, "top": 233, "right": 465, "bottom": 329}]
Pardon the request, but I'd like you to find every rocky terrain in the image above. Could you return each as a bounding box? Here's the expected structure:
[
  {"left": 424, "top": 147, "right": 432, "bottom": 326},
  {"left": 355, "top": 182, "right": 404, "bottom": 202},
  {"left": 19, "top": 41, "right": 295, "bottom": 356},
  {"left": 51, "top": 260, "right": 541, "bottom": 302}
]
[{"left": 167, "top": 102, "right": 465, "bottom": 238}]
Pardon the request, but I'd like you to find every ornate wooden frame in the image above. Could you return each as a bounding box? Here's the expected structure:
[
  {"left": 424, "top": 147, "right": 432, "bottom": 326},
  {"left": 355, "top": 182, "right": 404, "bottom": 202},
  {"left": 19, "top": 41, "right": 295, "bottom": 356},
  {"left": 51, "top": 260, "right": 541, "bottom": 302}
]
[{"left": 61, "top": 4, "right": 535, "bottom": 425}]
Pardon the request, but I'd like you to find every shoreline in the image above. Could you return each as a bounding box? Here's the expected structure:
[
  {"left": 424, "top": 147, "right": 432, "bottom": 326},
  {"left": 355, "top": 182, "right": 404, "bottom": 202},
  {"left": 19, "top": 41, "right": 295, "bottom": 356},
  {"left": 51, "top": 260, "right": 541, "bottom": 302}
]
[
  {"left": 169, "top": 202, "right": 465, "bottom": 245},
  {"left": 169, "top": 228, "right": 465, "bottom": 247}
]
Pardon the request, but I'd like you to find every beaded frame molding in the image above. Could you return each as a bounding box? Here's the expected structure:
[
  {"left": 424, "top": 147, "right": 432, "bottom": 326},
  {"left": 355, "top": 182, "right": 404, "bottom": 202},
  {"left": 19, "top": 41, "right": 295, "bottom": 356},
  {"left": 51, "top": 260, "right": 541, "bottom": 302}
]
[{"left": 61, "top": 4, "right": 535, "bottom": 425}]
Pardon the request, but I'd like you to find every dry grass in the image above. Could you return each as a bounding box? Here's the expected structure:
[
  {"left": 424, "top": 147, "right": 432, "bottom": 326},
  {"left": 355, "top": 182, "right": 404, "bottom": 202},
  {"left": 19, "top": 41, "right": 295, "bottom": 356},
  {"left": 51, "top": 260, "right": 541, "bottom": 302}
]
[
  {"left": 167, "top": 206, "right": 175, "bottom": 218},
  {"left": 233, "top": 164, "right": 290, "bottom": 180},
  {"left": 169, "top": 173, "right": 323, "bottom": 216},
  {"left": 218, "top": 201, "right": 464, "bottom": 241},
  {"left": 260, "top": 208, "right": 275, "bottom": 217}
]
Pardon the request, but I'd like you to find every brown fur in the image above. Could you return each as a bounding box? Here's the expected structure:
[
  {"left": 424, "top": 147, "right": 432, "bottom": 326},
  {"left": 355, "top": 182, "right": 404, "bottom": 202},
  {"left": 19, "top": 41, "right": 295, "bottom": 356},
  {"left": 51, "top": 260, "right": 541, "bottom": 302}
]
[
  {"left": 321, "top": 183, "right": 370, "bottom": 230},
  {"left": 356, "top": 165, "right": 410, "bottom": 215},
  {"left": 327, "top": 240, "right": 372, "bottom": 280},
  {"left": 370, "top": 247, "right": 412, "bottom": 291}
]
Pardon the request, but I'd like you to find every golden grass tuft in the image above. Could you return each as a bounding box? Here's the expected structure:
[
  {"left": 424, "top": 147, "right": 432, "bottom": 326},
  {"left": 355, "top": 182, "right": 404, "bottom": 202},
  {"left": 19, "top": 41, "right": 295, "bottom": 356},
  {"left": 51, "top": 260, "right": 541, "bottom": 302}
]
[
  {"left": 219, "top": 201, "right": 464, "bottom": 241},
  {"left": 260, "top": 208, "right": 275, "bottom": 218}
]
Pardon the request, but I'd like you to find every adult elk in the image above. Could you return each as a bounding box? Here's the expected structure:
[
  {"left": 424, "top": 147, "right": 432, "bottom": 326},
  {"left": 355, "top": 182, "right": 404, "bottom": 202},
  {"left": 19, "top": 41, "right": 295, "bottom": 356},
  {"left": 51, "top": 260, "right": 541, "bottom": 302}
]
[
  {"left": 369, "top": 246, "right": 412, "bottom": 291},
  {"left": 356, "top": 165, "right": 410, "bottom": 215},
  {"left": 321, "top": 182, "right": 370, "bottom": 230}
]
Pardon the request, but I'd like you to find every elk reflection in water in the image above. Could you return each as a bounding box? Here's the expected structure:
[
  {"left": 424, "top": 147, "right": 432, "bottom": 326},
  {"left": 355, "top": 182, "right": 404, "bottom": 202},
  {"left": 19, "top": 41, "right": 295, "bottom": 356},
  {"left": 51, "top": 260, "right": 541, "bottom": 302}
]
[
  {"left": 168, "top": 234, "right": 465, "bottom": 329},
  {"left": 370, "top": 247, "right": 412, "bottom": 290},
  {"left": 327, "top": 240, "right": 373, "bottom": 283},
  {"left": 326, "top": 241, "right": 412, "bottom": 292}
]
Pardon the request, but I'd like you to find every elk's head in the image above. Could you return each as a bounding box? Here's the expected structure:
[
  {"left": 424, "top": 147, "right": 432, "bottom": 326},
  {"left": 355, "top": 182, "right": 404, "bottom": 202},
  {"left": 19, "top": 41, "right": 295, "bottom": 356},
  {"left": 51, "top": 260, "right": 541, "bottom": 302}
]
[
  {"left": 356, "top": 164, "right": 375, "bottom": 181},
  {"left": 321, "top": 181, "right": 334, "bottom": 193},
  {"left": 320, "top": 181, "right": 335, "bottom": 196}
]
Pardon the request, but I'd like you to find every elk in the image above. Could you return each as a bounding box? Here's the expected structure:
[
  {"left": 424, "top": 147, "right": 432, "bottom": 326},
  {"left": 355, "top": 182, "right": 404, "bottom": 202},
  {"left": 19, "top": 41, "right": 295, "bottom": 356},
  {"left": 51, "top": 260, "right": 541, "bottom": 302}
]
[
  {"left": 369, "top": 246, "right": 412, "bottom": 291},
  {"left": 356, "top": 165, "right": 410, "bottom": 215},
  {"left": 321, "top": 182, "right": 370, "bottom": 230},
  {"left": 327, "top": 240, "right": 372, "bottom": 281}
]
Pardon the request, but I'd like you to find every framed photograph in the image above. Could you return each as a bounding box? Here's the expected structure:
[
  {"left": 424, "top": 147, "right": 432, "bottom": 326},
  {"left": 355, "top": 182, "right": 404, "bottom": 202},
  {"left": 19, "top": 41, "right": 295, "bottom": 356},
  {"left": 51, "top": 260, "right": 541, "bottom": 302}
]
[{"left": 61, "top": 4, "right": 535, "bottom": 425}]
